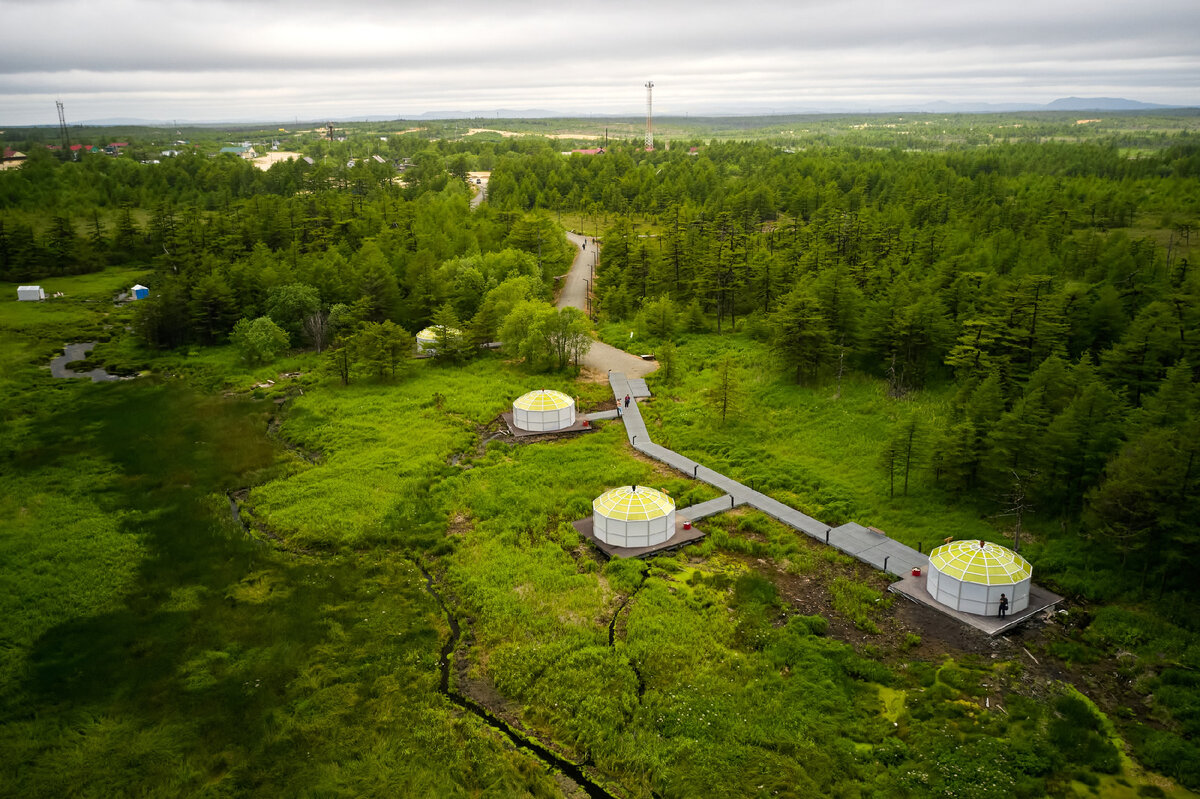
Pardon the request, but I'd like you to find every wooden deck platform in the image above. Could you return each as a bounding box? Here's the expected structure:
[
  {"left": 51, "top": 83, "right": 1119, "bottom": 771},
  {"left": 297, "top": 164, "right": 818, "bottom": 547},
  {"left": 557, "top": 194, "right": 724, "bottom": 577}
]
[
  {"left": 500, "top": 412, "right": 599, "bottom": 438},
  {"left": 573, "top": 516, "right": 707, "bottom": 559},
  {"left": 889, "top": 573, "right": 1064, "bottom": 636}
]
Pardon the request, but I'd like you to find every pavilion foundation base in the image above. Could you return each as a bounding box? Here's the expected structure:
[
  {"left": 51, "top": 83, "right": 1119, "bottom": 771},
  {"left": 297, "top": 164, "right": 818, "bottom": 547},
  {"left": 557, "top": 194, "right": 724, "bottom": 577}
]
[
  {"left": 500, "top": 412, "right": 598, "bottom": 438},
  {"left": 573, "top": 517, "right": 706, "bottom": 559},
  {"left": 889, "top": 574, "right": 1064, "bottom": 637}
]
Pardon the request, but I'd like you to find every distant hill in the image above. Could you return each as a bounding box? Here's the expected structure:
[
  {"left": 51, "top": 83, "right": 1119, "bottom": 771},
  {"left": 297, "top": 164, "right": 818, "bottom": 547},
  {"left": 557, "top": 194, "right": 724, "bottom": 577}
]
[
  {"left": 1043, "top": 97, "right": 1174, "bottom": 111},
  {"left": 53, "top": 97, "right": 1194, "bottom": 129},
  {"left": 409, "top": 109, "right": 559, "bottom": 120}
]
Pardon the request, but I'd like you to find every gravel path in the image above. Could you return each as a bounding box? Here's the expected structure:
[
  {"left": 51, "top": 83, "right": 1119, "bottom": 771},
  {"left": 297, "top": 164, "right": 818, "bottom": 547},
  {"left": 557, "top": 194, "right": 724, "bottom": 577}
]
[
  {"left": 559, "top": 233, "right": 658, "bottom": 379},
  {"left": 468, "top": 175, "right": 488, "bottom": 209}
]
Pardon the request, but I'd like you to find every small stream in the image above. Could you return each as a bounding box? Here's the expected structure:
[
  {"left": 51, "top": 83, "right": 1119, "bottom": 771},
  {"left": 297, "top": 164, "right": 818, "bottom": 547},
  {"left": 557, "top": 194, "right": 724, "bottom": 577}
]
[
  {"left": 417, "top": 563, "right": 618, "bottom": 799},
  {"left": 223, "top": 464, "right": 618, "bottom": 794},
  {"left": 227, "top": 492, "right": 244, "bottom": 528},
  {"left": 608, "top": 567, "right": 649, "bottom": 701},
  {"left": 608, "top": 565, "right": 650, "bottom": 647}
]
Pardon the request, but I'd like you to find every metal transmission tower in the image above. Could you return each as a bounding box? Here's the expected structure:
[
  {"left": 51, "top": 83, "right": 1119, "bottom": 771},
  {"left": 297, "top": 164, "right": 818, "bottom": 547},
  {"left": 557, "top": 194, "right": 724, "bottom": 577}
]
[
  {"left": 644, "top": 81, "right": 654, "bottom": 150},
  {"left": 56, "top": 100, "right": 70, "bottom": 151}
]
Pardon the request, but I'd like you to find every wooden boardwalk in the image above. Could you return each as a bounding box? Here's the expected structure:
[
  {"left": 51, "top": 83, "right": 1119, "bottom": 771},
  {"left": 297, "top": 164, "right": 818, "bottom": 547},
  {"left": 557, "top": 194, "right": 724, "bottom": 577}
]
[
  {"left": 603, "top": 370, "right": 1065, "bottom": 634},
  {"left": 605, "top": 371, "right": 925, "bottom": 572}
]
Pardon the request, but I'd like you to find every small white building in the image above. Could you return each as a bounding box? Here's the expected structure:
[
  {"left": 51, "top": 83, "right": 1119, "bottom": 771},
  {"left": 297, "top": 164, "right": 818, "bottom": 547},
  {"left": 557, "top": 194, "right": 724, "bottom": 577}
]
[
  {"left": 592, "top": 485, "right": 676, "bottom": 549},
  {"left": 17, "top": 285, "right": 45, "bottom": 301},
  {"left": 926, "top": 539, "right": 1032, "bottom": 616},
  {"left": 512, "top": 390, "right": 575, "bottom": 432}
]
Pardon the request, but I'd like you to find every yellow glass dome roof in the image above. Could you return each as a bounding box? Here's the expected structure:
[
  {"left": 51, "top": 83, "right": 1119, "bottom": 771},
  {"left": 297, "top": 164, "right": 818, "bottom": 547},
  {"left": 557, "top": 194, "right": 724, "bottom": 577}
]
[
  {"left": 514, "top": 389, "right": 573, "bottom": 412},
  {"left": 416, "top": 326, "right": 462, "bottom": 342},
  {"left": 593, "top": 486, "right": 674, "bottom": 521},
  {"left": 929, "top": 540, "right": 1032, "bottom": 585}
]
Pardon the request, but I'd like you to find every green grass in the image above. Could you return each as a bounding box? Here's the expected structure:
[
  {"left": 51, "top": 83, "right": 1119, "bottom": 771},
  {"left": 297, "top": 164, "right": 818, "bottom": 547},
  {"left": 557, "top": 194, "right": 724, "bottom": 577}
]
[
  {"left": 0, "top": 465, "right": 142, "bottom": 697},
  {"left": 0, "top": 266, "right": 152, "bottom": 302},
  {"left": 248, "top": 357, "right": 621, "bottom": 548},
  {"left": 0, "top": 376, "right": 566, "bottom": 797},
  {"left": 639, "top": 333, "right": 1003, "bottom": 552},
  {"left": 830, "top": 576, "right": 893, "bottom": 635},
  {"left": 2, "top": 279, "right": 1194, "bottom": 796},
  {"left": 0, "top": 266, "right": 151, "bottom": 337}
]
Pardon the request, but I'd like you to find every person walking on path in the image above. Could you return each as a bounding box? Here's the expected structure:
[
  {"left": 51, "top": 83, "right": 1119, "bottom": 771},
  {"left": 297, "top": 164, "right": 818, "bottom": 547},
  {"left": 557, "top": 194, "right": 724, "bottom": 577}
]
[
  {"left": 998, "top": 593, "right": 1009, "bottom": 619},
  {"left": 624, "top": 394, "right": 631, "bottom": 408}
]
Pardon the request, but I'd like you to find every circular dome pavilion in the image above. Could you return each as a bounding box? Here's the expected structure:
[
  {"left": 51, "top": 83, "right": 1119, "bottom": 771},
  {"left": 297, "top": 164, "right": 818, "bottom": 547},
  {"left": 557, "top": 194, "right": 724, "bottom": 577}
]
[
  {"left": 592, "top": 485, "right": 676, "bottom": 549},
  {"left": 926, "top": 539, "right": 1032, "bottom": 616},
  {"left": 513, "top": 389, "right": 576, "bottom": 432},
  {"left": 416, "top": 326, "right": 462, "bottom": 353}
]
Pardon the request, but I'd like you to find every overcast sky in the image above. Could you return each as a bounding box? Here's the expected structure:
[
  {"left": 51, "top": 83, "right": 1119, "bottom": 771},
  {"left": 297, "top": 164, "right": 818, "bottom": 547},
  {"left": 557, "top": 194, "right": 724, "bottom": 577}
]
[{"left": 1, "top": 0, "right": 1197, "bottom": 124}]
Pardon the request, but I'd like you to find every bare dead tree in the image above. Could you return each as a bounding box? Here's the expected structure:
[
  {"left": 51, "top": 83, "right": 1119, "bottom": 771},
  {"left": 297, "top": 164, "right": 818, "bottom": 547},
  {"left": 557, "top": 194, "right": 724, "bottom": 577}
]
[
  {"left": 303, "top": 311, "right": 330, "bottom": 354},
  {"left": 996, "top": 469, "right": 1036, "bottom": 552}
]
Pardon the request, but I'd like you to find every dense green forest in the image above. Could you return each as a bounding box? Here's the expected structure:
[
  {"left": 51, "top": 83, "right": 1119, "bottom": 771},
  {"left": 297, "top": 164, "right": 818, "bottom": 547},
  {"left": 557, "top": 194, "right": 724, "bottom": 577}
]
[
  {"left": 2, "top": 114, "right": 1198, "bottom": 797},
  {"left": 484, "top": 135, "right": 1200, "bottom": 597}
]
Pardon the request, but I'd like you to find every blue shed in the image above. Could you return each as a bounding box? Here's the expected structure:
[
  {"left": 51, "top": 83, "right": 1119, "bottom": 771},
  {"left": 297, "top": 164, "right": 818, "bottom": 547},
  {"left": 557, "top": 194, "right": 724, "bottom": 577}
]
[{"left": 131, "top": 284, "right": 149, "bottom": 300}]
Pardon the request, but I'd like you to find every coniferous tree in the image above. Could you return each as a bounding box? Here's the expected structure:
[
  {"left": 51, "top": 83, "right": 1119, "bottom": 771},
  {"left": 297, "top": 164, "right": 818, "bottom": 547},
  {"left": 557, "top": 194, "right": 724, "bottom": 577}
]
[
  {"left": 190, "top": 272, "right": 239, "bottom": 344},
  {"left": 771, "top": 287, "right": 832, "bottom": 385}
]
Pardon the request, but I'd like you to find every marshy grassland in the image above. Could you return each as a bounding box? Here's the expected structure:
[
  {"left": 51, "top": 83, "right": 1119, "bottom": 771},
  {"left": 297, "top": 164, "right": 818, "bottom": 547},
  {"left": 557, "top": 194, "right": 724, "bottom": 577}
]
[
  {"left": 2, "top": 269, "right": 1195, "bottom": 798},
  {"left": 3, "top": 111, "right": 1199, "bottom": 797}
]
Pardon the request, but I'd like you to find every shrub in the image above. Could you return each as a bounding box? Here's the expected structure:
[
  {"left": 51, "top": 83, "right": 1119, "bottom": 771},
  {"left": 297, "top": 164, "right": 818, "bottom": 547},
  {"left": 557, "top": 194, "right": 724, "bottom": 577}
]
[
  {"left": 1047, "top": 639, "right": 1102, "bottom": 665},
  {"left": 231, "top": 316, "right": 289, "bottom": 365},
  {"left": 1049, "top": 691, "right": 1121, "bottom": 774},
  {"left": 795, "top": 614, "right": 829, "bottom": 636},
  {"left": 1134, "top": 728, "right": 1200, "bottom": 789}
]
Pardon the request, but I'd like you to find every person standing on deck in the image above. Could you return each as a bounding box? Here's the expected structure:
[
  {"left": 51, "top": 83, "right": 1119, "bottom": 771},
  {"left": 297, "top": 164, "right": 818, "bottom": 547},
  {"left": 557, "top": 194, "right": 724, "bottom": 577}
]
[
  {"left": 998, "top": 593, "right": 1009, "bottom": 619},
  {"left": 624, "top": 394, "right": 631, "bottom": 408}
]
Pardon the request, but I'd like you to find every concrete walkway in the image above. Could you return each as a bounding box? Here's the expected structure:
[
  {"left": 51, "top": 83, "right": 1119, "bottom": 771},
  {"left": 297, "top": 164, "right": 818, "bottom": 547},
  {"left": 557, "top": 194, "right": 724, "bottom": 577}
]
[{"left": 606, "top": 371, "right": 925, "bottom": 579}]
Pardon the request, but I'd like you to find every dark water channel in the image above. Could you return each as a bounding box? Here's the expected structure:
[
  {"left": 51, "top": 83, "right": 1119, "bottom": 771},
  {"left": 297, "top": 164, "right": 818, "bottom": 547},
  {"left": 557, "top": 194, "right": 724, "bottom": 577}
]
[
  {"left": 416, "top": 564, "right": 618, "bottom": 799},
  {"left": 48, "top": 342, "right": 126, "bottom": 382},
  {"left": 607, "top": 568, "right": 649, "bottom": 701},
  {"left": 223, "top": 487, "right": 616, "bottom": 795}
]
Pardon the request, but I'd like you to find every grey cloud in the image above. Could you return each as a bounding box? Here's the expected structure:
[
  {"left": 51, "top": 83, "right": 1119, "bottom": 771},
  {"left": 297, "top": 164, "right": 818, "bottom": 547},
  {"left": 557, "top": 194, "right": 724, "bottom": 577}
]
[{"left": 0, "top": 0, "right": 1196, "bottom": 123}]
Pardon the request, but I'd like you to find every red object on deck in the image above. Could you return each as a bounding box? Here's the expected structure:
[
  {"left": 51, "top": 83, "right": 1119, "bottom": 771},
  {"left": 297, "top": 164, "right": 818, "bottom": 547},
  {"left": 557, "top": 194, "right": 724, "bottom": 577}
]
[
  {"left": 683, "top": 521, "right": 692, "bottom": 530},
  {"left": 912, "top": 567, "right": 922, "bottom": 577}
]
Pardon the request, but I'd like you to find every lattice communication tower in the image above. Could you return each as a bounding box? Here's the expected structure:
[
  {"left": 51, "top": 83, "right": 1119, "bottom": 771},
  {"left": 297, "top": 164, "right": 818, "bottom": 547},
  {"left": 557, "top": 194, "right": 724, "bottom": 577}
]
[
  {"left": 56, "top": 100, "right": 70, "bottom": 151},
  {"left": 644, "top": 81, "right": 654, "bottom": 150}
]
